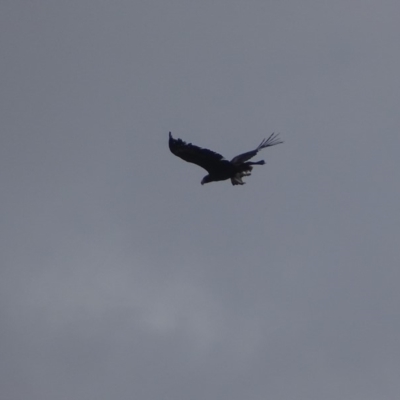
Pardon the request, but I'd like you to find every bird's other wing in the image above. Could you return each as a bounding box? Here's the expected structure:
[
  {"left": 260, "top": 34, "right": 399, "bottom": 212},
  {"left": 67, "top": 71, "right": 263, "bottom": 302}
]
[
  {"left": 169, "top": 132, "right": 225, "bottom": 173},
  {"left": 230, "top": 133, "right": 283, "bottom": 164}
]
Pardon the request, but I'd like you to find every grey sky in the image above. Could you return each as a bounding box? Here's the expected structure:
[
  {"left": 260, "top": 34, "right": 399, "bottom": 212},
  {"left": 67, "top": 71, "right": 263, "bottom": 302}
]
[{"left": 1, "top": 1, "right": 400, "bottom": 399}]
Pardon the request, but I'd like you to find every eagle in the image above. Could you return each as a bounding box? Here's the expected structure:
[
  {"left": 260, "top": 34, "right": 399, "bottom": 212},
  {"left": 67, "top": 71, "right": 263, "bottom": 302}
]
[{"left": 169, "top": 132, "right": 283, "bottom": 185}]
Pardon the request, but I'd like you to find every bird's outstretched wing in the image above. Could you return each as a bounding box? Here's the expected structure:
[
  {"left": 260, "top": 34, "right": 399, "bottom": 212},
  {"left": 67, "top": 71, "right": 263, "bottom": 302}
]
[
  {"left": 230, "top": 133, "right": 283, "bottom": 164},
  {"left": 169, "top": 132, "right": 225, "bottom": 173}
]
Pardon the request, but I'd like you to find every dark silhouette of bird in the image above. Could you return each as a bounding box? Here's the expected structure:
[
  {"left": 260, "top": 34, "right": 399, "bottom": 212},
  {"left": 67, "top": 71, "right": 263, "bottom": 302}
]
[{"left": 169, "top": 132, "right": 283, "bottom": 185}]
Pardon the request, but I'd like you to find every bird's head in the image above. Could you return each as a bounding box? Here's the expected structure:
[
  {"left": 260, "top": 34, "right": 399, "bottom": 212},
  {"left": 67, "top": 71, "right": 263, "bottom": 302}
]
[{"left": 201, "top": 175, "right": 212, "bottom": 185}]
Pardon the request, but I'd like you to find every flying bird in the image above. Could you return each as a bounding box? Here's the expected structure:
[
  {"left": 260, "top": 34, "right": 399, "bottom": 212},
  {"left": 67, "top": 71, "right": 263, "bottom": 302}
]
[{"left": 169, "top": 132, "right": 283, "bottom": 185}]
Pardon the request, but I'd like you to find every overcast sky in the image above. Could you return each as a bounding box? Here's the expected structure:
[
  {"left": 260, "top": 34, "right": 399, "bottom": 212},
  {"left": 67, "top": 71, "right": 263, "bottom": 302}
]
[{"left": 1, "top": 1, "right": 400, "bottom": 399}]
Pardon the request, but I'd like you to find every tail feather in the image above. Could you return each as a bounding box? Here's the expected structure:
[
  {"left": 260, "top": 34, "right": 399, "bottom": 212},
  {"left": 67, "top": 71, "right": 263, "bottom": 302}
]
[{"left": 249, "top": 160, "right": 265, "bottom": 165}]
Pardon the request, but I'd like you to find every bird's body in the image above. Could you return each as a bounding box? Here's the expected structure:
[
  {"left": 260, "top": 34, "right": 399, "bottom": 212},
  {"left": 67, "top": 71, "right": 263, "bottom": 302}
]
[{"left": 168, "top": 132, "right": 282, "bottom": 185}]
